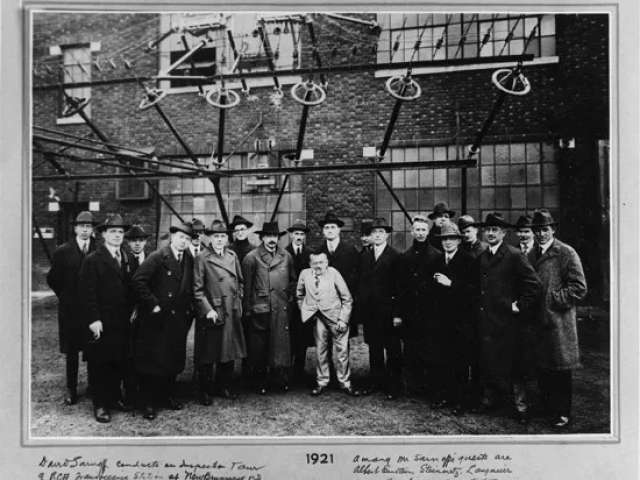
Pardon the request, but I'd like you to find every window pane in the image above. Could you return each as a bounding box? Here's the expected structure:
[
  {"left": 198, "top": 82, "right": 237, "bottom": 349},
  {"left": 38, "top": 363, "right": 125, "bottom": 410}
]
[
  {"left": 418, "top": 188, "right": 433, "bottom": 208},
  {"left": 495, "top": 187, "right": 511, "bottom": 209},
  {"left": 376, "top": 189, "right": 392, "bottom": 211},
  {"left": 510, "top": 143, "right": 526, "bottom": 163},
  {"left": 467, "top": 187, "right": 480, "bottom": 209},
  {"left": 543, "top": 163, "right": 559, "bottom": 184},
  {"left": 540, "top": 15, "right": 555, "bottom": 36},
  {"left": 542, "top": 142, "right": 555, "bottom": 162},
  {"left": 480, "top": 144, "right": 494, "bottom": 164},
  {"left": 526, "top": 142, "right": 541, "bottom": 163},
  {"left": 541, "top": 36, "right": 556, "bottom": 56},
  {"left": 434, "top": 146, "right": 447, "bottom": 161},
  {"left": 495, "top": 144, "right": 510, "bottom": 164},
  {"left": 404, "top": 189, "right": 418, "bottom": 210},
  {"left": 481, "top": 166, "right": 495, "bottom": 185},
  {"left": 511, "top": 187, "right": 527, "bottom": 208},
  {"left": 406, "top": 169, "right": 419, "bottom": 188},
  {"left": 527, "top": 164, "right": 541, "bottom": 184},
  {"left": 543, "top": 186, "right": 560, "bottom": 208},
  {"left": 419, "top": 169, "right": 434, "bottom": 187},
  {"left": 392, "top": 170, "right": 405, "bottom": 188},
  {"left": 511, "top": 164, "right": 527, "bottom": 185},
  {"left": 434, "top": 189, "right": 449, "bottom": 205},
  {"left": 481, "top": 187, "right": 496, "bottom": 209},
  {"left": 434, "top": 169, "right": 447, "bottom": 187},
  {"left": 391, "top": 148, "right": 404, "bottom": 163},
  {"left": 405, "top": 147, "right": 419, "bottom": 162},
  {"left": 467, "top": 166, "right": 480, "bottom": 187},
  {"left": 419, "top": 146, "right": 434, "bottom": 162},
  {"left": 448, "top": 168, "right": 461, "bottom": 187},
  {"left": 526, "top": 186, "right": 542, "bottom": 207},
  {"left": 390, "top": 14, "right": 406, "bottom": 28}
]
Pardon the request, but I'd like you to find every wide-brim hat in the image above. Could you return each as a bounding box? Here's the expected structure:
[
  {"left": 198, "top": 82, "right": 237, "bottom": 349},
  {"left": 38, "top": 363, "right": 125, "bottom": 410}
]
[
  {"left": 318, "top": 212, "right": 345, "bottom": 228},
  {"left": 96, "top": 214, "right": 131, "bottom": 232},
  {"left": 204, "top": 219, "right": 230, "bottom": 235},
  {"left": 360, "top": 219, "right": 373, "bottom": 235},
  {"left": 125, "top": 224, "right": 149, "bottom": 239},
  {"left": 436, "top": 222, "right": 464, "bottom": 238},
  {"left": 480, "top": 212, "right": 512, "bottom": 229},
  {"left": 531, "top": 209, "right": 559, "bottom": 227},
  {"left": 287, "top": 219, "right": 310, "bottom": 233},
  {"left": 457, "top": 215, "right": 479, "bottom": 230},
  {"left": 229, "top": 215, "right": 253, "bottom": 229},
  {"left": 369, "top": 217, "right": 393, "bottom": 233},
  {"left": 170, "top": 222, "right": 197, "bottom": 239},
  {"left": 255, "top": 221, "right": 287, "bottom": 237},
  {"left": 428, "top": 202, "right": 456, "bottom": 220},
  {"left": 191, "top": 217, "right": 206, "bottom": 233},
  {"left": 515, "top": 214, "right": 534, "bottom": 230},
  {"left": 71, "top": 210, "right": 99, "bottom": 226}
]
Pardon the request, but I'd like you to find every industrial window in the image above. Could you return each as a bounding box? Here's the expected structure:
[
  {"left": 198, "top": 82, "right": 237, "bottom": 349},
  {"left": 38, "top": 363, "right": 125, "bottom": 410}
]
[
  {"left": 376, "top": 141, "right": 559, "bottom": 251},
  {"left": 59, "top": 45, "right": 91, "bottom": 121},
  {"left": 161, "top": 13, "right": 303, "bottom": 90},
  {"left": 376, "top": 14, "right": 555, "bottom": 65},
  {"left": 116, "top": 155, "right": 152, "bottom": 200}
]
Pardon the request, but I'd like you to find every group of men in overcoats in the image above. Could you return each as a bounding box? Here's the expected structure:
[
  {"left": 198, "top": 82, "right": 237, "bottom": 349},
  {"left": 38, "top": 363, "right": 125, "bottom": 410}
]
[{"left": 47, "top": 202, "right": 586, "bottom": 430}]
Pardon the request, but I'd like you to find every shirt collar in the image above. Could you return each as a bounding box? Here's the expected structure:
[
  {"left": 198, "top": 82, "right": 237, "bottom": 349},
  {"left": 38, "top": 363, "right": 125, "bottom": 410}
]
[
  {"left": 521, "top": 239, "right": 535, "bottom": 250},
  {"left": 489, "top": 241, "right": 503, "bottom": 255},
  {"left": 374, "top": 243, "right": 386, "bottom": 253},
  {"left": 170, "top": 245, "right": 183, "bottom": 260},
  {"left": 213, "top": 247, "right": 224, "bottom": 256},
  {"left": 105, "top": 244, "right": 119, "bottom": 257},
  {"left": 76, "top": 237, "right": 88, "bottom": 250},
  {"left": 540, "top": 239, "right": 554, "bottom": 255}
]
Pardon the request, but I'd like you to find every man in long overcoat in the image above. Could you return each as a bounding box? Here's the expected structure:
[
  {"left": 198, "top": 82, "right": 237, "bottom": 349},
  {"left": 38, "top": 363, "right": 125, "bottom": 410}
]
[
  {"left": 79, "top": 214, "right": 135, "bottom": 423},
  {"left": 242, "top": 221, "right": 296, "bottom": 394},
  {"left": 132, "top": 222, "right": 195, "bottom": 420},
  {"left": 359, "top": 218, "right": 402, "bottom": 400},
  {"left": 531, "top": 209, "right": 587, "bottom": 429},
  {"left": 47, "top": 210, "right": 99, "bottom": 406},
  {"left": 476, "top": 212, "right": 541, "bottom": 423},
  {"left": 193, "top": 220, "right": 246, "bottom": 405},
  {"left": 285, "top": 219, "right": 314, "bottom": 385},
  {"left": 392, "top": 215, "right": 439, "bottom": 394}
]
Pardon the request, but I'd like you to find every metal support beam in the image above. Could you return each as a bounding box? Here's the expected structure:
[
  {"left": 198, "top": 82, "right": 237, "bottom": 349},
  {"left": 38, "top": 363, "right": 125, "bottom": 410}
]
[
  {"left": 210, "top": 176, "right": 230, "bottom": 227},
  {"left": 151, "top": 103, "right": 202, "bottom": 166},
  {"left": 378, "top": 98, "right": 404, "bottom": 160},
  {"left": 217, "top": 97, "right": 227, "bottom": 162},
  {"left": 33, "top": 216, "right": 53, "bottom": 266},
  {"left": 270, "top": 175, "right": 290, "bottom": 222},
  {"left": 376, "top": 171, "right": 412, "bottom": 222},
  {"left": 306, "top": 20, "right": 327, "bottom": 86},
  {"left": 467, "top": 92, "right": 507, "bottom": 157},
  {"left": 221, "top": 114, "right": 263, "bottom": 164},
  {"left": 257, "top": 23, "right": 281, "bottom": 92}
]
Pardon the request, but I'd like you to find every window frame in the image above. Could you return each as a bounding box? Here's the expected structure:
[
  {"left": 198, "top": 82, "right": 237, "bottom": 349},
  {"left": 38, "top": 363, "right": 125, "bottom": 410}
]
[{"left": 53, "top": 43, "right": 99, "bottom": 125}]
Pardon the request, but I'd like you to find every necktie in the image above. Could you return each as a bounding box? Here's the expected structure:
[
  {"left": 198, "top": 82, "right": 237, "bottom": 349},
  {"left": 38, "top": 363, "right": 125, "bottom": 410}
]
[
  {"left": 136, "top": 254, "right": 141, "bottom": 263},
  {"left": 114, "top": 249, "right": 121, "bottom": 267},
  {"left": 522, "top": 245, "right": 529, "bottom": 255},
  {"left": 177, "top": 252, "right": 183, "bottom": 271},
  {"left": 314, "top": 275, "right": 320, "bottom": 289},
  {"left": 445, "top": 255, "right": 450, "bottom": 265},
  {"left": 82, "top": 242, "right": 88, "bottom": 255},
  {"left": 374, "top": 248, "right": 381, "bottom": 261}
]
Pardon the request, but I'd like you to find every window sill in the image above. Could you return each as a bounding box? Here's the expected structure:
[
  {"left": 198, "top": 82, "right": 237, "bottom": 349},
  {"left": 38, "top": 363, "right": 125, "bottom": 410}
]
[
  {"left": 56, "top": 115, "right": 87, "bottom": 125},
  {"left": 374, "top": 56, "right": 559, "bottom": 78},
  {"left": 163, "top": 75, "right": 301, "bottom": 95}
]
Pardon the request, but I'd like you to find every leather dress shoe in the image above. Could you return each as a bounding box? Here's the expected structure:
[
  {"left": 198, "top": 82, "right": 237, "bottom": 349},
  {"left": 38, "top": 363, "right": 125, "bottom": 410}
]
[
  {"left": 163, "top": 398, "right": 183, "bottom": 410},
  {"left": 551, "top": 416, "right": 571, "bottom": 429},
  {"left": 143, "top": 406, "right": 157, "bottom": 421},
  {"left": 340, "top": 386, "right": 362, "bottom": 397},
  {"left": 64, "top": 388, "right": 79, "bottom": 406},
  {"left": 94, "top": 407, "right": 111, "bottom": 423},
  {"left": 214, "top": 389, "right": 238, "bottom": 400},
  {"left": 311, "top": 385, "right": 328, "bottom": 396}
]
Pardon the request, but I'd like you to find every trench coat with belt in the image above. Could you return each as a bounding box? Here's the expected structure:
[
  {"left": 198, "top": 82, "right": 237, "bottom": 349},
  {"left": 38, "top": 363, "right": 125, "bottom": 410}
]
[{"left": 193, "top": 247, "right": 247, "bottom": 364}]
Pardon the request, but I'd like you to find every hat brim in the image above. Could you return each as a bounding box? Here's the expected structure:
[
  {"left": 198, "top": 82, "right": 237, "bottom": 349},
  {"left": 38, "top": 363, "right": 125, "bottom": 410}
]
[
  {"left": 287, "top": 226, "right": 310, "bottom": 233},
  {"left": 125, "top": 233, "right": 150, "bottom": 239},
  {"left": 230, "top": 220, "right": 253, "bottom": 229},
  {"left": 436, "top": 233, "right": 464, "bottom": 239},
  {"left": 370, "top": 226, "right": 393, "bottom": 233},
  {"left": 170, "top": 226, "right": 198, "bottom": 238},
  {"left": 479, "top": 222, "right": 512, "bottom": 229},
  {"left": 256, "top": 230, "right": 288, "bottom": 237},
  {"left": 71, "top": 220, "right": 100, "bottom": 226},
  {"left": 458, "top": 222, "right": 480, "bottom": 230},
  {"left": 318, "top": 220, "right": 345, "bottom": 228},
  {"left": 532, "top": 221, "right": 559, "bottom": 227},
  {"left": 97, "top": 224, "right": 131, "bottom": 232},
  {"left": 428, "top": 210, "right": 456, "bottom": 220},
  {"left": 204, "top": 228, "right": 231, "bottom": 235}
]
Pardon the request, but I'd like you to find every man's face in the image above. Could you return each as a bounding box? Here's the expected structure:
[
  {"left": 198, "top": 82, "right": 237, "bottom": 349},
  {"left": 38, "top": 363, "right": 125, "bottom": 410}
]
[
  {"left": 484, "top": 226, "right": 506, "bottom": 246},
  {"left": 309, "top": 254, "right": 329, "bottom": 275},
  {"left": 433, "top": 213, "right": 450, "bottom": 227},
  {"left": 322, "top": 223, "right": 340, "bottom": 241},
  {"left": 128, "top": 238, "right": 147, "bottom": 254},
  {"left": 290, "top": 230, "right": 306, "bottom": 246},
  {"left": 103, "top": 227, "right": 124, "bottom": 248},
  {"left": 534, "top": 226, "right": 556, "bottom": 245},
  {"left": 360, "top": 234, "right": 372, "bottom": 247},
  {"left": 75, "top": 223, "right": 93, "bottom": 241},
  {"left": 233, "top": 224, "right": 249, "bottom": 241},
  {"left": 461, "top": 226, "right": 478, "bottom": 244},
  {"left": 198, "top": 231, "right": 210, "bottom": 247},
  {"left": 517, "top": 227, "right": 534, "bottom": 245},
  {"left": 262, "top": 234, "right": 279, "bottom": 250},
  {"left": 191, "top": 234, "right": 201, "bottom": 247},
  {"left": 411, "top": 221, "right": 429, "bottom": 243},
  {"left": 371, "top": 227, "right": 389, "bottom": 246},
  {"left": 209, "top": 232, "right": 228, "bottom": 250},
  {"left": 441, "top": 237, "right": 461, "bottom": 254},
  {"left": 171, "top": 231, "right": 192, "bottom": 252}
]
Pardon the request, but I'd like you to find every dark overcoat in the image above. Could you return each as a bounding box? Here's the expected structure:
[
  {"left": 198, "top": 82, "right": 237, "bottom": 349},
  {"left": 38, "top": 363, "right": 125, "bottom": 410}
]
[
  {"left": 427, "top": 249, "right": 478, "bottom": 366},
  {"left": 462, "top": 239, "right": 488, "bottom": 260},
  {"left": 47, "top": 237, "right": 97, "bottom": 354},
  {"left": 131, "top": 245, "right": 194, "bottom": 376},
  {"left": 477, "top": 242, "right": 541, "bottom": 381},
  {"left": 392, "top": 240, "right": 440, "bottom": 338},
  {"left": 359, "top": 244, "right": 401, "bottom": 345},
  {"left": 533, "top": 239, "right": 587, "bottom": 371},
  {"left": 193, "top": 247, "right": 247, "bottom": 364},
  {"left": 318, "top": 240, "right": 361, "bottom": 337},
  {"left": 242, "top": 244, "right": 296, "bottom": 368},
  {"left": 78, "top": 244, "right": 135, "bottom": 363},
  {"left": 285, "top": 243, "right": 314, "bottom": 347},
  {"left": 229, "top": 238, "right": 256, "bottom": 263}
]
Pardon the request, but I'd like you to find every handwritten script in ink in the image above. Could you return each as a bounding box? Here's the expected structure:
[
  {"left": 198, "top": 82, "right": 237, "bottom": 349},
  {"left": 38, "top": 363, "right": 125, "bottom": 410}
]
[
  {"left": 37, "top": 456, "right": 265, "bottom": 480},
  {"left": 352, "top": 452, "right": 516, "bottom": 480}
]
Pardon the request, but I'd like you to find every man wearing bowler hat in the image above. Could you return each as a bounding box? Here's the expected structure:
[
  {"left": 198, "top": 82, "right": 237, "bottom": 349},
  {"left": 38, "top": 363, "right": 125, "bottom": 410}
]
[
  {"left": 242, "top": 221, "right": 296, "bottom": 394},
  {"left": 530, "top": 209, "right": 587, "bottom": 430},
  {"left": 475, "top": 212, "right": 541, "bottom": 424},
  {"left": 79, "top": 214, "right": 136, "bottom": 423},
  {"left": 131, "top": 222, "right": 196, "bottom": 420},
  {"left": 47, "top": 210, "right": 99, "bottom": 406},
  {"left": 285, "top": 219, "right": 314, "bottom": 385},
  {"left": 426, "top": 202, "right": 455, "bottom": 251},
  {"left": 458, "top": 215, "right": 488, "bottom": 260}
]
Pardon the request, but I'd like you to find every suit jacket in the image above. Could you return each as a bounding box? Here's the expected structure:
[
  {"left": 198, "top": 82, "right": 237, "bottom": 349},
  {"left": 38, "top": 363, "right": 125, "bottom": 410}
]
[
  {"left": 47, "top": 236, "right": 97, "bottom": 353},
  {"left": 79, "top": 244, "right": 135, "bottom": 363},
  {"left": 478, "top": 241, "right": 541, "bottom": 381},
  {"left": 297, "top": 267, "right": 353, "bottom": 324},
  {"left": 131, "top": 245, "right": 194, "bottom": 375},
  {"left": 286, "top": 243, "right": 312, "bottom": 277},
  {"left": 462, "top": 239, "right": 488, "bottom": 260},
  {"left": 359, "top": 244, "right": 401, "bottom": 344},
  {"left": 229, "top": 238, "right": 256, "bottom": 263}
]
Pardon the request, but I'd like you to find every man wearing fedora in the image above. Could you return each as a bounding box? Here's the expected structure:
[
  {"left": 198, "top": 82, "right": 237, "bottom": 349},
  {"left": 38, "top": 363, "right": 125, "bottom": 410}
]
[
  {"left": 359, "top": 220, "right": 373, "bottom": 254},
  {"left": 359, "top": 218, "right": 402, "bottom": 400},
  {"left": 242, "top": 221, "right": 296, "bottom": 394},
  {"left": 515, "top": 214, "right": 539, "bottom": 265},
  {"left": 285, "top": 219, "right": 314, "bottom": 385},
  {"left": 131, "top": 222, "right": 196, "bottom": 420},
  {"left": 125, "top": 224, "right": 150, "bottom": 272},
  {"left": 392, "top": 215, "right": 440, "bottom": 395},
  {"left": 79, "top": 214, "right": 136, "bottom": 423},
  {"left": 428, "top": 223, "right": 478, "bottom": 415},
  {"left": 458, "top": 215, "right": 488, "bottom": 260},
  {"left": 426, "top": 202, "right": 455, "bottom": 251},
  {"left": 47, "top": 211, "right": 99, "bottom": 406},
  {"left": 476, "top": 212, "right": 541, "bottom": 424},
  {"left": 530, "top": 209, "right": 587, "bottom": 430},
  {"left": 189, "top": 217, "right": 207, "bottom": 258},
  {"left": 193, "top": 220, "right": 246, "bottom": 404}
]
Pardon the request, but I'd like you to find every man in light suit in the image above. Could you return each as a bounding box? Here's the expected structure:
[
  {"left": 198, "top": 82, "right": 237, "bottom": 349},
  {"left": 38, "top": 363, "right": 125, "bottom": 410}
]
[{"left": 297, "top": 252, "right": 361, "bottom": 397}]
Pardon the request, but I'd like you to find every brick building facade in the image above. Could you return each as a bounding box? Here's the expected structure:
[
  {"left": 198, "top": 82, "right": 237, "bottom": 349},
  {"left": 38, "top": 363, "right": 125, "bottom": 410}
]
[{"left": 31, "top": 12, "right": 610, "bottom": 300}]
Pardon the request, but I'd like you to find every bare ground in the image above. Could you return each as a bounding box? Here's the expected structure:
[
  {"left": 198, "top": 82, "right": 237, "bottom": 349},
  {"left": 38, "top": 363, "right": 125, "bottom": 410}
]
[{"left": 30, "top": 296, "right": 610, "bottom": 438}]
